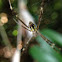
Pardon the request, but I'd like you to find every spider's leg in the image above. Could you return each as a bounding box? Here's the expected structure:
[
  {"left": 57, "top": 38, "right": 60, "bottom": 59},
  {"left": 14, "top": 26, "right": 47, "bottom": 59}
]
[
  {"left": 8, "top": 0, "right": 30, "bottom": 29},
  {"left": 16, "top": 15, "right": 29, "bottom": 29},
  {"left": 37, "top": 0, "right": 45, "bottom": 30},
  {"left": 21, "top": 25, "right": 31, "bottom": 32},
  {"left": 37, "top": 30, "right": 62, "bottom": 52},
  {"left": 21, "top": 36, "right": 33, "bottom": 54},
  {"left": 13, "top": 18, "right": 31, "bottom": 31}
]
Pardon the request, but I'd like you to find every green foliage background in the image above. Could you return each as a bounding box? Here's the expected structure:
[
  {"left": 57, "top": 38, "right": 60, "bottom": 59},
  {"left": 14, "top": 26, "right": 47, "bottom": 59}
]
[{"left": 0, "top": 0, "right": 62, "bottom": 62}]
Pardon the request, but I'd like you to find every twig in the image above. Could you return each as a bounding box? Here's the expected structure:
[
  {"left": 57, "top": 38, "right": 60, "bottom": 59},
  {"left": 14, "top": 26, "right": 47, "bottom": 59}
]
[
  {"left": 0, "top": 25, "right": 12, "bottom": 49},
  {"left": 37, "top": 0, "right": 45, "bottom": 30}
]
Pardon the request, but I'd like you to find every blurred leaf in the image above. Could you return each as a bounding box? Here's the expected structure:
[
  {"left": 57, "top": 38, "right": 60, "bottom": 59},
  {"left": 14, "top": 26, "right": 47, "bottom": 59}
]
[
  {"left": 36, "top": 36, "right": 54, "bottom": 52},
  {"left": 37, "top": 35, "right": 61, "bottom": 53},
  {"left": 51, "top": 12, "right": 58, "bottom": 20},
  {"left": 54, "top": 1, "right": 62, "bottom": 10},
  {"left": 31, "top": 6, "right": 38, "bottom": 13},
  {"left": 0, "top": 0, "right": 3, "bottom": 9},
  {"left": 29, "top": 44, "right": 62, "bottom": 62},
  {"left": 41, "top": 29, "right": 62, "bottom": 46},
  {"left": 11, "top": 0, "right": 18, "bottom": 9},
  {"left": 12, "top": 30, "right": 18, "bottom": 36},
  {"left": 30, "top": 46, "right": 62, "bottom": 62},
  {"left": 29, "top": 35, "right": 62, "bottom": 62}
]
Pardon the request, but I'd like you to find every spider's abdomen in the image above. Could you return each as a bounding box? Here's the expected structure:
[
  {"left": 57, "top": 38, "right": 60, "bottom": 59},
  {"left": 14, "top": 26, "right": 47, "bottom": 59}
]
[{"left": 29, "top": 22, "right": 37, "bottom": 31}]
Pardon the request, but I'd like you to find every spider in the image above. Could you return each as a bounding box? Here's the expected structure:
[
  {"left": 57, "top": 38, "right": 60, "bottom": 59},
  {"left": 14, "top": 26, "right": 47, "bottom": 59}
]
[{"left": 8, "top": 0, "right": 61, "bottom": 53}]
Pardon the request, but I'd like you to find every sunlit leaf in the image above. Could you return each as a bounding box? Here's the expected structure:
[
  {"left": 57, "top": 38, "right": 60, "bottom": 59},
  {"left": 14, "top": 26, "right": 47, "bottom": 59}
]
[{"left": 12, "top": 30, "right": 18, "bottom": 36}]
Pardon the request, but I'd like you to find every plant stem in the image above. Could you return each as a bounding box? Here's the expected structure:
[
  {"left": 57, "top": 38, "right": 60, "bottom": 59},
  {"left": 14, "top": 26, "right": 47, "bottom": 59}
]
[{"left": 0, "top": 26, "right": 12, "bottom": 49}]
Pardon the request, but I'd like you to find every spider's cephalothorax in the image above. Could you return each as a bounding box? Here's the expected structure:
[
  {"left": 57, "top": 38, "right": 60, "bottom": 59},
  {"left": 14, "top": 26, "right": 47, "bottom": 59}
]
[{"left": 29, "top": 22, "right": 37, "bottom": 32}]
